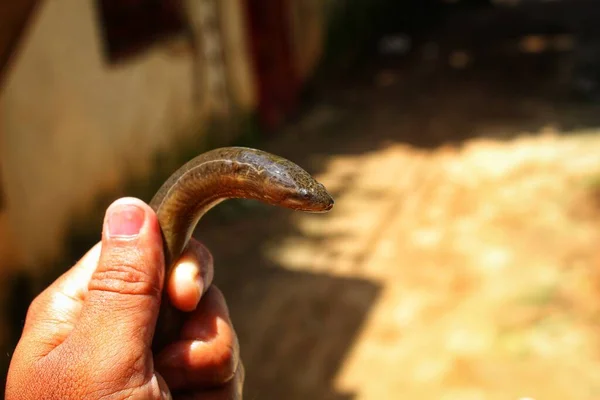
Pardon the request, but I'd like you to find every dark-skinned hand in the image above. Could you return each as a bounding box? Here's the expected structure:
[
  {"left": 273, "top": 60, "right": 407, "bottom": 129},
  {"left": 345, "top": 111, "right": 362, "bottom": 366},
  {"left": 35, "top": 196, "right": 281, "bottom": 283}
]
[{"left": 6, "top": 197, "right": 243, "bottom": 399}]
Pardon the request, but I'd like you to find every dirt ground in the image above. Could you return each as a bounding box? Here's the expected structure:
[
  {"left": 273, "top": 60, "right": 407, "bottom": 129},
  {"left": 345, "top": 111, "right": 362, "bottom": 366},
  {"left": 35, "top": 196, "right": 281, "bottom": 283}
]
[{"left": 194, "top": 34, "right": 600, "bottom": 400}]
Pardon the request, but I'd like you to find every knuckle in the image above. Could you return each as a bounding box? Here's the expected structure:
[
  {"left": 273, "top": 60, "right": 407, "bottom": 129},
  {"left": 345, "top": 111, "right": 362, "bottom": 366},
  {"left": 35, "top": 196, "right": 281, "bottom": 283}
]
[
  {"left": 27, "top": 292, "right": 45, "bottom": 316},
  {"left": 89, "top": 259, "right": 160, "bottom": 297},
  {"left": 24, "top": 289, "right": 52, "bottom": 325}
]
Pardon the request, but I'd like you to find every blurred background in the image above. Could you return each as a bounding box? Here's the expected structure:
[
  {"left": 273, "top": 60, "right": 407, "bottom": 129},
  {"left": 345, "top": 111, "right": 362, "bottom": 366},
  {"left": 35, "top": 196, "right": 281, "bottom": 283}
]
[{"left": 2, "top": 0, "right": 600, "bottom": 398}]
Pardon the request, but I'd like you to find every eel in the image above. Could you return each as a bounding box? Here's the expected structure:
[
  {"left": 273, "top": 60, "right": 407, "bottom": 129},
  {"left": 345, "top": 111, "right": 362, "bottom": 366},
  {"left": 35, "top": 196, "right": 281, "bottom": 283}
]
[{"left": 149, "top": 146, "right": 334, "bottom": 351}]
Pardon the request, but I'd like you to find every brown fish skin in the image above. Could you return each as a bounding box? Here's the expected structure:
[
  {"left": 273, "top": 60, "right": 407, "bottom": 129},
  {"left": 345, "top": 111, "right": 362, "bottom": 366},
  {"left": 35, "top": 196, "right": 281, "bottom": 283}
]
[{"left": 149, "top": 147, "right": 334, "bottom": 352}]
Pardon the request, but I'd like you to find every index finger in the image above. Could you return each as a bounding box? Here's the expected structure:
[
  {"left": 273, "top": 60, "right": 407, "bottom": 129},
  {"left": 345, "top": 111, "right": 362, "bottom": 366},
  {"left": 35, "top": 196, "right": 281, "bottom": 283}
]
[{"left": 166, "top": 239, "right": 214, "bottom": 312}]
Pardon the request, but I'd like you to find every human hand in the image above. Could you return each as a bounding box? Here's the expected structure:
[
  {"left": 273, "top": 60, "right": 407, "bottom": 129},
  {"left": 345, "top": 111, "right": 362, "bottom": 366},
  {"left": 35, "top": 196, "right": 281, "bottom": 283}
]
[{"left": 6, "top": 197, "right": 243, "bottom": 399}]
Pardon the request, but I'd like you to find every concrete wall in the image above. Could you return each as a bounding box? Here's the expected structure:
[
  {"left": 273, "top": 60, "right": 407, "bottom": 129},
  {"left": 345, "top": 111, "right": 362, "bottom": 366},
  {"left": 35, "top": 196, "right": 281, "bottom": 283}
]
[{"left": 0, "top": 0, "right": 262, "bottom": 270}]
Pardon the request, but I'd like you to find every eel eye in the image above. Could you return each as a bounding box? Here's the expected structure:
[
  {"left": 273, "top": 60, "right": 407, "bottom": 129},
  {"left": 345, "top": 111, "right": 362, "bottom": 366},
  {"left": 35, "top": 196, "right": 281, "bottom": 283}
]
[{"left": 299, "top": 188, "right": 310, "bottom": 199}]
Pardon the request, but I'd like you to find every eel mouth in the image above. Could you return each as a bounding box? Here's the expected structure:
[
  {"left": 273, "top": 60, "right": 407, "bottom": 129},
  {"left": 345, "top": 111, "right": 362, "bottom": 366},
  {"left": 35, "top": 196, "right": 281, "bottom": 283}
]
[{"left": 283, "top": 193, "right": 334, "bottom": 212}]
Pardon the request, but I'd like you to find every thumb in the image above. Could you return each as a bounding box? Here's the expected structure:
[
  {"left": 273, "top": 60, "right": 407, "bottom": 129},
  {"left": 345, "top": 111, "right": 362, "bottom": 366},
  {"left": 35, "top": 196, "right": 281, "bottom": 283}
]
[{"left": 74, "top": 197, "right": 165, "bottom": 353}]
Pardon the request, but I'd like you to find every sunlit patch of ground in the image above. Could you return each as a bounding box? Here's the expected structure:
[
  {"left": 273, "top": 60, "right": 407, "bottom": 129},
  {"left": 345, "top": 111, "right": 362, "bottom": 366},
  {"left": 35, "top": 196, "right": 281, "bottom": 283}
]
[{"left": 264, "top": 129, "right": 600, "bottom": 399}]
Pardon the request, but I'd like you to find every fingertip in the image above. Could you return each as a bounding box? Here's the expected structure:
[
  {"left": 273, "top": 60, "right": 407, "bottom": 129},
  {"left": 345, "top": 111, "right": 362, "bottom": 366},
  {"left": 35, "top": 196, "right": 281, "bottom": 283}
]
[
  {"left": 95, "top": 197, "right": 165, "bottom": 296},
  {"left": 156, "top": 334, "right": 239, "bottom": 389},
  {"left": 189, "top": 240, "right": 214, "bottom": 287},
  {"left": 167, "top": 240, "right": 214, "bottom": 312},
  {"left": 107, "top": 196, "right": 155, "bottom": 212},
  {"left": 103, "top": 197, "right": 161, "bottom": 241},
  {"left": 167, "top": 259, "right": 202, "bottom": 312},
  {"left": 78, "top": 197, "right": 166, "bottom": 351}
]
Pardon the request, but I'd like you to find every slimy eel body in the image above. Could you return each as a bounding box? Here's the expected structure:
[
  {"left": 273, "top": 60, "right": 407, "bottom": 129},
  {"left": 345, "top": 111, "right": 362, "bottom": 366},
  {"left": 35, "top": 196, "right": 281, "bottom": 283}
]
[{"left": 149, "top": 147, "right": 334, "bottom": 351}]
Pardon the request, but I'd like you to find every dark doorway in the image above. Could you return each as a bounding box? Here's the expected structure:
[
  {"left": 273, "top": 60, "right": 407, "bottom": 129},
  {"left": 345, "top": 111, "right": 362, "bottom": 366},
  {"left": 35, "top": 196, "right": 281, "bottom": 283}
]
[
  {"left": 245, "top": 0, "right": 300, "bottom": 130},
  {"left": 95, "top": 0, "right": 186, "bottom": 64}
]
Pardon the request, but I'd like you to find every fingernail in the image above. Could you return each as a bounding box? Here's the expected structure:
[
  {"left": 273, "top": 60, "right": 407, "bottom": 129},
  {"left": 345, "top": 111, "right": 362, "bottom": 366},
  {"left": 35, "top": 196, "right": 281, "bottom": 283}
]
[
  {"left": 195, "top": 275, "right": 204, "bottom": 304},
  {"left": 106, "top": 203, "right": 145, "bottom": 238},
  {"left": 193, "top": 244, "right": 212, "bottom": 292},
  {"left": 158, "top": 340, "right": 211, "bottom": 368},
  {"left": 155, "top": 374, "right": 172, "bottom": 400}
]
